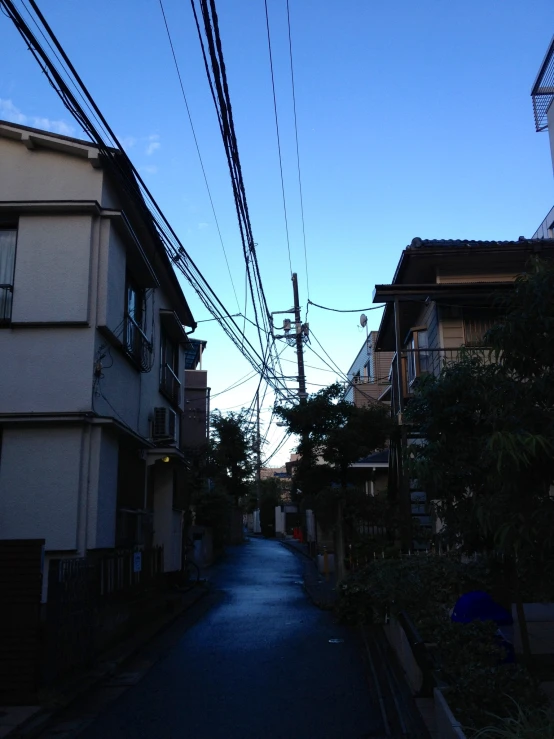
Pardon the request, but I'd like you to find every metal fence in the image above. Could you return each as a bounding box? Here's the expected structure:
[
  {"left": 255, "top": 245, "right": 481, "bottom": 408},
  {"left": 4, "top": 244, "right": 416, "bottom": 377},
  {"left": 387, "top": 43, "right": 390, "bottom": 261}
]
[{"left": 43, "top": 546, "right": 165, "bottom": 684}]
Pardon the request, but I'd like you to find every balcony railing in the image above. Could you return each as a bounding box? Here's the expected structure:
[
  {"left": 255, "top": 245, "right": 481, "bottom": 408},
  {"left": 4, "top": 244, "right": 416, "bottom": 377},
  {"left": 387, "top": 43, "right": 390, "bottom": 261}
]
[
  {"left": 390, "top": 346, "right": 493, "bottom": 413},
  {"left": 0, "top": 284, "right": 13, "bottom": 324},
  {"left": 160, "top": 363, "right": 181, "bottom": 406},
  {"left": 124, "top": 313, "right": 153, "bottom": 372}
]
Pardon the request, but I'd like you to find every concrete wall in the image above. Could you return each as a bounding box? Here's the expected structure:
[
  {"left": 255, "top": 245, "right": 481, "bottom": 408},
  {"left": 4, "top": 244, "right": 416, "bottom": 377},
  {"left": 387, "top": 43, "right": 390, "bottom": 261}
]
[
  {"left": 12, "top": 214, "right": 93, "bottom": 323},
  {"left": 0, "top": 426, "right": 84, "bottom": 550}
]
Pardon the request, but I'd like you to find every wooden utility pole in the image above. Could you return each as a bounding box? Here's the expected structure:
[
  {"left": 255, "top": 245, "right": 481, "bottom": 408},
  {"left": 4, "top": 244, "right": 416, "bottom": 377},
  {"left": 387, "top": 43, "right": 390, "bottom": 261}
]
[{"left": 292, "top": 273, "right": 307, "bottom": 400}]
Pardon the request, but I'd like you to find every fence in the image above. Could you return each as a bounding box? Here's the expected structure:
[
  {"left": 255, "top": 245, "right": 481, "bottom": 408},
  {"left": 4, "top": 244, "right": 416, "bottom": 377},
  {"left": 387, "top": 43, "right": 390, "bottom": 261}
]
[{"left": 43, "top": 546, "right": 164, "bottom": 684}]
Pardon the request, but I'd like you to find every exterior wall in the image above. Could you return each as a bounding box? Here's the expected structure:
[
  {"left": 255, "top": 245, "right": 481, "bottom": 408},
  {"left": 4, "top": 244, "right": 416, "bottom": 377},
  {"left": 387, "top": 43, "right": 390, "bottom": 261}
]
[
  {"left": 0, "top": 327, "right": 93, "bottom": 412},
  {"left": 90, "top": 429, "right": 119, "bottom": 549},
  {"left": 0, "top": 127, "right": 197, "bottom": 568},
  {"left": 0, "top": 137, "right": 103, "bottom": 203},
  {"left": 436, "top": 266, "right": 519, "bottom": 283},
  {"left": 182, "top": 370, "right": 208, "bottom": 448},
  {"left": 12, "top": 215, "right": 93, "bottom": 323},
  {"left": 0, "top": 425, "right": 84, "bottom": 550}
]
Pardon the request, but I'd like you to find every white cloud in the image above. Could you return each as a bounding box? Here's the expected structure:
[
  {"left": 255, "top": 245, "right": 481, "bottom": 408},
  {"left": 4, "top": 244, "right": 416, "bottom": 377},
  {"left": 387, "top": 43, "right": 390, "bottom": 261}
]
[
  {"left": 140, "top": 165, "right": 158, "bottom": 175},
  {"left": 0, "top": 98, "right": 75, "bottom": 136},
  {"left": 119, "top": 135, "right": 138, "bottom": 150},
  {"left": 197, "top": 222, "right": 209, "bottom": 231},
  {"left": 146, "top": 142, "right": 160, "bottom": 155}
]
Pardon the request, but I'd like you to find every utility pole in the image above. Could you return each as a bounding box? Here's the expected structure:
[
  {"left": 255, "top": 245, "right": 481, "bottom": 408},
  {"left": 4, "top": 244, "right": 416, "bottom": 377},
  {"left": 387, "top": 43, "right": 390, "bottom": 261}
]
[
  {"left": 256, "top": 387, "right": 261, "bottom": 506},
  {"left": 292, "top": 273, "right": 307, "bottom": 400}
]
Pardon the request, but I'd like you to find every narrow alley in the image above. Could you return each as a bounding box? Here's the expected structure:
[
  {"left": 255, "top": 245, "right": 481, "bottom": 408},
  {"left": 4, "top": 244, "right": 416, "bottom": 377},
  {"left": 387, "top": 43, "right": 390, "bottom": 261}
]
[{"left": 50, "top": 538, "right": 384, "bottom": 739}]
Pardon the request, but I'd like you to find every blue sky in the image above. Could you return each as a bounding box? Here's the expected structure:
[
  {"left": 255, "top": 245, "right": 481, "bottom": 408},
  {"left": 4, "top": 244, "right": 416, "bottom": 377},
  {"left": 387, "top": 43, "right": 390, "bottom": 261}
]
[{"left": 2, "top": 1, "right": 554, "bottom": 464}]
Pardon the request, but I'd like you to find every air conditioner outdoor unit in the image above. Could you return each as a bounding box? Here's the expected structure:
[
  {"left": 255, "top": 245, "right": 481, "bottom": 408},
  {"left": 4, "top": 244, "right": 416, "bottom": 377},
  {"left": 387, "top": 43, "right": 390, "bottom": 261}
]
[{"left": 152, "top": 407, "right": 177, "bottom": 441}]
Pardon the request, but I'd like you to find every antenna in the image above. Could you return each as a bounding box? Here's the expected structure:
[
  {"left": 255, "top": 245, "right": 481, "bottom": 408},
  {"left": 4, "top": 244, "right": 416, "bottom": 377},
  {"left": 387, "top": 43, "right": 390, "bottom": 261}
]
[{"left": 360, "top": 314, "right": 369, "bottom": 355}]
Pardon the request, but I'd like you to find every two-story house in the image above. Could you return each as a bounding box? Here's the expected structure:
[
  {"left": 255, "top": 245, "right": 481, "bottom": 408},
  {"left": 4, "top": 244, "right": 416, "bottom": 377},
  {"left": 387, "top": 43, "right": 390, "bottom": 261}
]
[
  {"left": 373, "top": 236, "right": 554, "bottom": 549},
  {"left": 0, "top": 120, "right": 206, "bottom": 591}
]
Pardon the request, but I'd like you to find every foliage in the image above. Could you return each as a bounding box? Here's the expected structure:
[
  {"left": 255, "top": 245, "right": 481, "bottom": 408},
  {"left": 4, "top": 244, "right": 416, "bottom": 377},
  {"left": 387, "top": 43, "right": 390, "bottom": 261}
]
[
  {"left": 208, "top": 410, "right": 257, "bottom": 503},
  {"left": 336, "top": 554, "right": 545, "bottom": 733},
  {"left": 435, "top": 621, "right": 545, "bottom": 732},
  {"left": 336, "top": 553, "right": 494, "bottom": 635},
  {"left": 469, "top": 697, "right": 554, "bottom": 738},
  {"left": 192, "top": 485, "right": 231, "bottom": 552},
  {"left": 276, "top": 382, "right": 392, "bottom": 496}
]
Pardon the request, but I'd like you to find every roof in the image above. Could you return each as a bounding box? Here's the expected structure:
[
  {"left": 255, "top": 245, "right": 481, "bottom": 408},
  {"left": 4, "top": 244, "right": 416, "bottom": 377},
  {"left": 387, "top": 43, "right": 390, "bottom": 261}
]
[
  {"left": 184, "top": 339, "right": 207, "bottom": 369},
  {"left": 374, "top": 236, "right": 554, "bottom": 351},
  {"left": 351, "top": 449, "right": 389, "bottom": 467}
]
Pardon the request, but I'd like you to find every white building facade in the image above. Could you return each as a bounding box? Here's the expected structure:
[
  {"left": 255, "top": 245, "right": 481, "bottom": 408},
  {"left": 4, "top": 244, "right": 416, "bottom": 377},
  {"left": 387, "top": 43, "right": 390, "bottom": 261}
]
[{"left": 0, "top": 121, "right": 202, "bottom": 587}]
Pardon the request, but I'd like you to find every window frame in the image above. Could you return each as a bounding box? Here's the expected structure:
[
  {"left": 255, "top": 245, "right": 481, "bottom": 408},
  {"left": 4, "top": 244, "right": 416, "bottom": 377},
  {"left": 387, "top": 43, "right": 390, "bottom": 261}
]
[
  {"left": 124, "top": 272, "right": 148, "bottom": 364},
  {"left": 0, "top": 222, "right": 18, "bottom": 326},
  {"left": 160, "top": 328, "right": 181, "bottom": 406}
]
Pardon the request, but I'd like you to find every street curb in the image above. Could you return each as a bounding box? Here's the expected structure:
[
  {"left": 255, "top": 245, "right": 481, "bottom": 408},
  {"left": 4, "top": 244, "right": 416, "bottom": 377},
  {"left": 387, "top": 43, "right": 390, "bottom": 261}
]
[
  {"left": 278, "top": 540, "right": 335, "bottom": 611},
  {"left": 5, "top": 584, "right": 210, "bottom": 739}
]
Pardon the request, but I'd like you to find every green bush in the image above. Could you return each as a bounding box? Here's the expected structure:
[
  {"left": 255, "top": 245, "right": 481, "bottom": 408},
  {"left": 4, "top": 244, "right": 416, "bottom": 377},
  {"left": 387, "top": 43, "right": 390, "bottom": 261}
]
[{"left": 336, "top": 554, "right": 546, "bottom": 734}]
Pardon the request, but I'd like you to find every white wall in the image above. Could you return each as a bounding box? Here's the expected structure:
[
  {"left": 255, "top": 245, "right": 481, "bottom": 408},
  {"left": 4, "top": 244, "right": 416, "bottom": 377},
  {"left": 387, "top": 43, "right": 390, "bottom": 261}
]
[
  {"left": 0, "top": 327, "right": 94, "bottom": 412},
  {"left": 12, "top": 215, "right": 93, "bottom": 323},
  {"left": 88, "top": 428, "right": 119, "bottom": 549},
  {"left": 0, "top": 426, "right": 84, "bottom": 549}
]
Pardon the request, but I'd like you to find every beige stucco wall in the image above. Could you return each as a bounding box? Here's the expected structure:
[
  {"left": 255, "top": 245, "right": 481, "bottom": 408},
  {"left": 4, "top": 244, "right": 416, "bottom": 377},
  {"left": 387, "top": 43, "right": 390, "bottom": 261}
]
[{"left": 0, "top": 137, "right": 103, "bottom": 202}]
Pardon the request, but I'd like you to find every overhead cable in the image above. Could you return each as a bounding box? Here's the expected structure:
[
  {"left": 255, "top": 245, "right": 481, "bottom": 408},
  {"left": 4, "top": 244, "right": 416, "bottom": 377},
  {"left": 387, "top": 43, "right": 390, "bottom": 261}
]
[
  {"left": 263, "top": 0, "right": 293, "bottom": 276},
  {"left": 308, "top": 300, "right": 386, "bottom": 313},
  {"left": 158, "top": 0, "right": 241, "bottom": 312}
]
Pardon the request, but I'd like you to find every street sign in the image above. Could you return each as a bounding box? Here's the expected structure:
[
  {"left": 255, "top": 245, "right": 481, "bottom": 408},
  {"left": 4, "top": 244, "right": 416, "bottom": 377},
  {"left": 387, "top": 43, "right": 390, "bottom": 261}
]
[{"left": 133, "top": 552, "right": 142, "bottom": 573}]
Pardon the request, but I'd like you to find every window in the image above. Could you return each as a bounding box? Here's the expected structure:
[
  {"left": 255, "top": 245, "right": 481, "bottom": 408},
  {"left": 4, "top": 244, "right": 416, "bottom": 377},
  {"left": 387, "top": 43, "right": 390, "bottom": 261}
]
[
  {"left": 463, "top": 308, "right": 499, "bottom": 346},
  {"left": 160, "top": 330, "right": 181, "bottom": 405},
  {"left": 124, "top": 274, "right": 146, "bottom": 361},
  {"left": 406, "top": 329, "right": 429, "bottom": 387},
  {"left": 0, "top": 225, "right": 17, "bottom": 324}
]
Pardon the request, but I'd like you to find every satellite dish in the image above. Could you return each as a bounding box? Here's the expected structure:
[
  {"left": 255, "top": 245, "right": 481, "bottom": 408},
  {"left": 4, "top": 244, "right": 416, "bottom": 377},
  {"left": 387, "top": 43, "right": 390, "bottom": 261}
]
[{"left": 360, "top": 313, "right": 367, "bottom": 328}]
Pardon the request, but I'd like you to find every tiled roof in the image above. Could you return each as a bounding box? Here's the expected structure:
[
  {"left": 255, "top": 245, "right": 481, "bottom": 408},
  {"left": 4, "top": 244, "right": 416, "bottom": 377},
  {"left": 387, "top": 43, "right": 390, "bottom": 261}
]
[
  {"left": 408, "top": 237, "right": 554, "bottom": 249},
  {"left": 355, "top": 449, "right": 389, "bottom": 465}
]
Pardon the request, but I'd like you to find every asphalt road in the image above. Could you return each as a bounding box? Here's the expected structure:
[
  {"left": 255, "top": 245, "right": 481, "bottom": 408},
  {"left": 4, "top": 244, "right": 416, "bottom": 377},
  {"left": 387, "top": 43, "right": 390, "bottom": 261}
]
[{"left": 78, "top": 537, "right": 384, "bottom": 739}]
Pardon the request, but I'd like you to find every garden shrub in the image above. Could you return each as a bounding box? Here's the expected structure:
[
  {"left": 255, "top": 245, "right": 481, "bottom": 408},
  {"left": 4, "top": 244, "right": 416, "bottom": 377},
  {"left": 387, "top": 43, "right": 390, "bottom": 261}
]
[{"left": 336, "top": 554, "right": 546, "bottom": 734}]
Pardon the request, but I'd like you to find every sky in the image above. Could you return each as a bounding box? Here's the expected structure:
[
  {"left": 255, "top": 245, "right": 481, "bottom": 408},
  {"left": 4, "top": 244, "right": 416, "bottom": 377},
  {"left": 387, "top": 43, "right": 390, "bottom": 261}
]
[{"left": 1, "top": 0, "right": 554, "bottom": 465}]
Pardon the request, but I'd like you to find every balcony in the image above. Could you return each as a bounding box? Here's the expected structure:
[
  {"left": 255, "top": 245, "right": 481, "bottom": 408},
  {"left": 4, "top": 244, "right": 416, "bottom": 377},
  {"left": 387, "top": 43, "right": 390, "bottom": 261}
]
[
  {"left": 124, "top": 313, "right": 153, "bottom": 372},
  {"left": 390, "top": 346, "right": 492, "bottom": 415},
  {"left": 160, "top": 362, "right": 181, "bottom": 406}
]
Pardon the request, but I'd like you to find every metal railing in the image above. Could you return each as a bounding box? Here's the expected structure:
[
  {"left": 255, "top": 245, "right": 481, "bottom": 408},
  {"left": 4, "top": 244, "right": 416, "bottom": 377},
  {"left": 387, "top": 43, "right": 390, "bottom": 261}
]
[
  {"left": 160, "top": 362, "right": 181, "bottom": 405},
  {"left": 124, "top": 312, "right": 153, "bottom": 372}
]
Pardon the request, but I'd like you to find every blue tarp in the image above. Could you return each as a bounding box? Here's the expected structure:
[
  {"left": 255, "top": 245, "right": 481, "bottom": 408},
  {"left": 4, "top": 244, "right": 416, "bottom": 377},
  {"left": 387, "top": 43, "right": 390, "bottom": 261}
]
[{"left": 451, "top": 590, "right": 515, "bottom": 663}]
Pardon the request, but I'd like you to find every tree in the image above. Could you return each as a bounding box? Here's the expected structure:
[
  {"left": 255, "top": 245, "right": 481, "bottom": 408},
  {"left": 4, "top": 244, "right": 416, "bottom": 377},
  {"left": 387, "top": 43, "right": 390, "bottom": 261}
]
[
  {"left": 208, "top": 410, "right": 256, "bottom": 505},
  {"left": 276, "top": 383, "right": 392, "bottom": 581},
  {"left": 405, "top": 258, "right": 554, "bottom": 661}
]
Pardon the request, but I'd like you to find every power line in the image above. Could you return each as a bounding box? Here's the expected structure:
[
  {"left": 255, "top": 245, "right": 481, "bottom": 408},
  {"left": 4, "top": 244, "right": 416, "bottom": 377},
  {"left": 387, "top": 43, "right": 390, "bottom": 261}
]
[
  {"left": 4, "top": 0, "right": 294, "bottom": 401},
  {"left": 158, "top": 0, "right": 241, "bottom": 312},
  {"left": 263, "top": 0, "right": 292, "bottom": 276},
  {"left": 285, "top": 0, "right": 309, "bottom": 299},
  {"left": 308, "top": 299, "right": 385, "bottom": 313}
]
